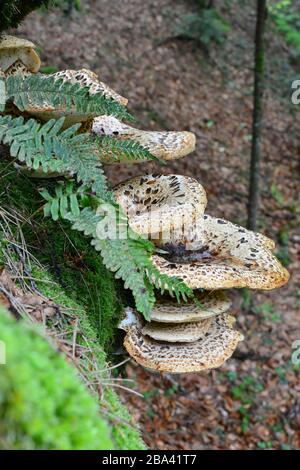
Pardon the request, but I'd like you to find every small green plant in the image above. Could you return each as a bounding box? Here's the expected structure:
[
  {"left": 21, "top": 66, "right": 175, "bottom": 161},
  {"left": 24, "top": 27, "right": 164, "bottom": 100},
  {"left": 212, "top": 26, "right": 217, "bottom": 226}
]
[
  {"left": 275, "top": 367, "right": 288, "bottom": 384},
  {"left": 231, "top": 375, "right": 264, "bottom": 405},
  {"left": 269, "top": 1, "right": 300, "bottom": 54},
  {"left": 270, "top": 183, "right": 285, "bottom": 206},
  {"left": 276, "top": 227, "right": 290, "bottom": 267},
  {"left": 230, "top": 375, "right": 264, "bottom": 435},
  {"left": 240, "top": 288, "right": 252, "bottom": 310},
  {"left": 257, "top": 440, "right": 273, "bottom": 449},
  {"left": 238, "top": 405, "right": 251, "bottom": 434},
  {"left": 40, "top": 65, "right": 60, "bottom": 74},
  {"left": 254, "top": 302, "right": 281, "bottom": 322},
  {"left": 174, "top": 6, "right": 230, "bottom": 47}
]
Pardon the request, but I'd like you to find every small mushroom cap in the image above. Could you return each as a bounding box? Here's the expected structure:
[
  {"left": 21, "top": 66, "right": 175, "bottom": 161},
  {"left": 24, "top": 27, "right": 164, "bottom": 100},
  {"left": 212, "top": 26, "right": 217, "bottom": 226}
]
[
  {"left": 142, "top": 317, "right": 213, "bottom": 342},
  {"left": 122, "top": 312, "right": 244, "bottom": 373},
  {"left": 0, "top": 35, "right": 36, "bottom": 50},
  {"left": 150, "top": 290, "right": 231, "bottom": 323},
  {"left": 0, "top": 35, "right": 40, "bottom": 72},
  {"left": 92, "top": 115, "right": 196, "bottom": 161},
  {"left": 114, "top": 174, "right": 207, "bottom": 236},
  {"left": 152, "top": 214, "right": 289, "bottom": 290}
]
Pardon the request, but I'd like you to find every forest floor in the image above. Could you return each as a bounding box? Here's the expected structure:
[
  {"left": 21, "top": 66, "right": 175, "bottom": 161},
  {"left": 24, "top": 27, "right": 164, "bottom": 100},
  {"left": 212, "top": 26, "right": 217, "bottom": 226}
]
[{"left": 16, "top": 0, "right": 299, "bottom": 450}]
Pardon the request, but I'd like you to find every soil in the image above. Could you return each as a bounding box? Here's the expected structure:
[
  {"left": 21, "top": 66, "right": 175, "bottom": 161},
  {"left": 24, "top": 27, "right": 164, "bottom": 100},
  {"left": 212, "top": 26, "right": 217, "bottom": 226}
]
[{"left": 16, "top": 0, "right": 299, "bottom": 450}]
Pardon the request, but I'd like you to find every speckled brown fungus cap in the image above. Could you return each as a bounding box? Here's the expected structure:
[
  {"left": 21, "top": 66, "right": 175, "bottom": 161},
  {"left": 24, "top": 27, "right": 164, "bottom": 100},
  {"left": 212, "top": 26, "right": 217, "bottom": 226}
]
[
  {"left": 114, "top": 174, "right": 207, "bottom": 235},
  {"left": 0, "top": 35, "right": 41, "bottom": 74},
  {"left": 119, "top": 308, "right": 244, "bottom": 373},
  {"left": 48, "top": 69, "right": 128, "bottom": 105},
  {"left": 92, "top": 115, "right": 196, "bottom": 161},
  {"left": 25, "top": 69, "right": 127, "bottom": 126},
  {"left": 152, "top": 214, "right": 289, "bottom": 290},
  {"left": 150, "top": 290, "right": 231, "bottom": 323}
]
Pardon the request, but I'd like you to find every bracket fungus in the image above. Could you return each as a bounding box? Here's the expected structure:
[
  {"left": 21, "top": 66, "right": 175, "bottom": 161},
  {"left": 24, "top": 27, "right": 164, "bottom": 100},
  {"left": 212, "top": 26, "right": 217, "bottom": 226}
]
[
  {"left": 114, "top": 174, "right": 207, "bottom": 236},
  {"left": 48, "top": 69, "right": 128, "bottom": 106},
  {"left": 24, "top": 68, "right": 128, "bottom": 127},
  {"left": 0, "top": 35, "right": 41, "bottom": 75},
  {"left": 152, "top": 213, "right": 289, "bottom": 290},
  {"left": 150, "top": 290, "right": 231, "bottom": 323},
  {"left": 120, "top": 308, "right": 244, "bottom": 374},
  {"left": 118, "top": 173, "right": 289, "bottom": 373},
  {"left": 142, "top": 317, "right": 213, "bottom": 343},
  {"left": 92, "top": 115, "right": 196, "bottom": 161}
]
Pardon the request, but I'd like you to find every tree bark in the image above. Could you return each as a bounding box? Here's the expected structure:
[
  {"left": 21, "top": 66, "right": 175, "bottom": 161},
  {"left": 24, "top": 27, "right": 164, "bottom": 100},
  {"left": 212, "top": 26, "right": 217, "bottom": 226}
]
[{"left": 247, "top": 0, "right": 267, "bottom": 231}]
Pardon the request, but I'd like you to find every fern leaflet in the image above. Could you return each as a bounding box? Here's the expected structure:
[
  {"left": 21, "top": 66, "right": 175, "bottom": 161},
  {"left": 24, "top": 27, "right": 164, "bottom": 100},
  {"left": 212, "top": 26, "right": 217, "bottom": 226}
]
[{"left": 5, "top": 74, "right": 132, "bottom": 121}]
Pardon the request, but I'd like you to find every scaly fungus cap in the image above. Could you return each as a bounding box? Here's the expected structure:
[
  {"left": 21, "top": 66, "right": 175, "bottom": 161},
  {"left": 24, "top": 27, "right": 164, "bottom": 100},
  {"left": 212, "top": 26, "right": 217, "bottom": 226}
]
[
  {"left": 150, "top": 290, "right": 231, "bottom": 323},
  {"left": 114, "top": 174, "right": 207, "bottom": 236},
  {"left": 92, "top": 115, "right": 196, "bottom": 161},
  {"left": 142, "top": 317, "right": 213, "bottom": 343},
  {"left": 120, "top": 308, "right": 244, "bottom": 373},
  {"left": 152, "top": 214, "right": 289, "bottom": 290},
  {"left": 25, "top": 69, "right": 127, "bottom": 126}
]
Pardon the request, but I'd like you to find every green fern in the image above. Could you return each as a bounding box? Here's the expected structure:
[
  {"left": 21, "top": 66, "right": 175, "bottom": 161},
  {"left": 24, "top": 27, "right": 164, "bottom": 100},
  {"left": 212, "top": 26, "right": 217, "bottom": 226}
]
[
  {"left": 95, "top": 136, "right": 160, "bottom": 163},
  {"left": 5, "top": 74, "right": 133, "bottom": 121},
  {"left": 0, "top": 115, "right": 110, "bottom": 201},
  {"left": 41, "top": 182, "right": 85, "bottom": 221},
  {"left": 63, "top": 207, "right": 194, "bottom": 319}
]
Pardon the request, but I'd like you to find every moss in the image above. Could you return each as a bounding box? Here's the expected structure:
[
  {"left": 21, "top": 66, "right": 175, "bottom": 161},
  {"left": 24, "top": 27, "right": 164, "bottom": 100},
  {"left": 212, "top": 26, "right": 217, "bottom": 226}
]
[
  {"left": 30, "top": 266, "right": 145, "bottom": 450},
  {"left": 33, "top": 220, "right": 124, "bottom": 352},
  {"left": 0, "top": 305, "right": 114, "bottom": 450}
]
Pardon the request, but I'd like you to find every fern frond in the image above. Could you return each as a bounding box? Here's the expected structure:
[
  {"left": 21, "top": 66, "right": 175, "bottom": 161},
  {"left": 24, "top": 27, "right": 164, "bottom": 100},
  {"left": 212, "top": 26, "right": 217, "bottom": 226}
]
[
  {"left": 40, "top": 182, "right": 84, "bottom": 221},
  {"left": 64, "top": 206, "right": 194, "bottom": 318},
  {"left": 146, "top": 265, "right": 194, "bottom": 302},
  {"left": 5, "top": 75, "right": 132, "bottom": 121},
  {"left": 95, "top": 136, "right": 160, "bottom": 163},
  {"left": 0, "top": 115, "right": 111, "bottom": 201},
  {"left": 65, "top": 207, "right": 156, "bottom": 319}
]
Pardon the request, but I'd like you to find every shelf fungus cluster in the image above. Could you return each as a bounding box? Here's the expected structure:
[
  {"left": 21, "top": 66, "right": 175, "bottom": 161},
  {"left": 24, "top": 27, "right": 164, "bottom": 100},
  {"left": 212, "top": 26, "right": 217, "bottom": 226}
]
[{"left": 116, "top": 173, "right": 289, "bottom": 374}]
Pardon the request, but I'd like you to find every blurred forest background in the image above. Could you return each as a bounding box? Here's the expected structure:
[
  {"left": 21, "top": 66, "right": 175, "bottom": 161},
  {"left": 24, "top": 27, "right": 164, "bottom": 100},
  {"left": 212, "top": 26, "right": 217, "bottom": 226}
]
[{"left": 5, "top": 0, "right": 300, "bottom": 449}]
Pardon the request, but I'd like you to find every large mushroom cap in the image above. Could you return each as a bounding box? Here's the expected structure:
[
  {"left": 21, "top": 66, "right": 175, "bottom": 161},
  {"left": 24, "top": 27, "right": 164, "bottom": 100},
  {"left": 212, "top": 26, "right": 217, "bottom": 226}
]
[
  {"left": 121, "top": 309, "right": 243, "bottom": 373},
  {"left": 152, "top": 214, "right": 289, "bottom": 290},
  {"left": 150, "top": 290, "right": 231, "bottom": 323},
  {"left": 0, "top": 35, "right": 40, "bottom": 73},
  {"left": 114, "top": 174, "right": 207, "bottom": 236},
  {"left": 24, "top": 69, "right": 127, "bottom": 126},
  {"left": 92, "top": 115, "right": 196, "bottom": 161},
  {"left": 142, "top": 317, "right": 213, "bottom": 342},
  {"left": 48, "top": 69, "right": 128, "bottom": 106}
]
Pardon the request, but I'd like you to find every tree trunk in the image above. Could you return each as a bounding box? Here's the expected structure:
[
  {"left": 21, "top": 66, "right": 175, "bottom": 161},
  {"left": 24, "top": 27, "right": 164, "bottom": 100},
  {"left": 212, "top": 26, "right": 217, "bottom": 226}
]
[{"left": 247, "top": 0, "right": 267, "bottom": 231}]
